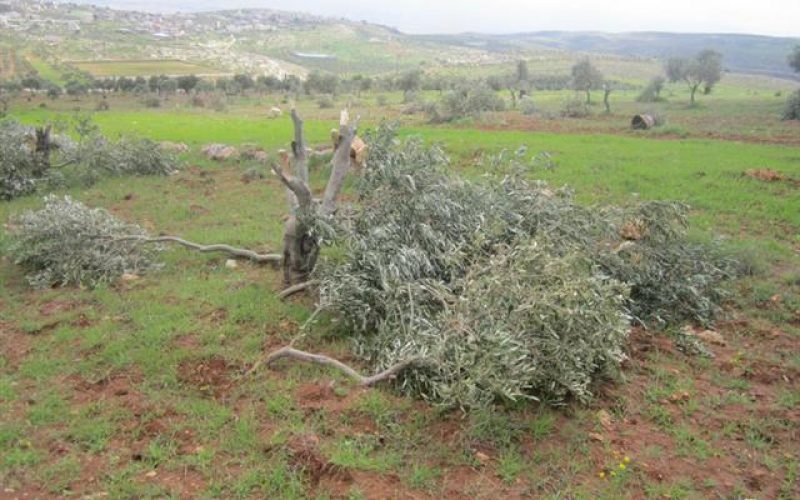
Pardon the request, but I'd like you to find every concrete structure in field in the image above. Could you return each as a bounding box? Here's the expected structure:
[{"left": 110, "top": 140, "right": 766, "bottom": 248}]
[{"left": 631, "top": 114, "right": 656, "bottom": 130}]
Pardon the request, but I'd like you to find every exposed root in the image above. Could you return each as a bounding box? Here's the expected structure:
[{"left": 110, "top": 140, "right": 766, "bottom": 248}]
[
  {"left": 279, "top": 280, "right": 320, "bottom": 300},
  {"left": 246, "top": 346, "right": 424, "bottom": 386},
  {"left": 118, "top": 235, "right": 282, "bottom": 263}
]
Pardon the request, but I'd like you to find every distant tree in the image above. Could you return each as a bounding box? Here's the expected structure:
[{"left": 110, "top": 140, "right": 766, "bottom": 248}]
[
  {"left": 510, "top": 60, "right": 532, "bottom": 107},
  {"left": 664, "top": 58, "right": 686, "bottom": 83},
  {"left": 65, "top": 80, "right": 87, "bottom": 98},
  {"left": 159, "top": 79, "right": 178, "bottom": 95},
  {"left": 602, "top": 82, "right": 613, "bottom": 114},
  {"left": 215, "top": 77, "right": 231, "bottom": 92},
  {"left": 195, "top": 80, "right": 215, "bottom": 93},
  {"left": 177, "top": 75, "right": 200, "bottom": 93},
  {"left": 97, "top": 78, "right": 115, "bottom": 92},
  {"left": 357, "top": 75, "right": 373, "bottom": 95},
  {"left": 422, "top": 74, "right": 453, "bottom": 93},
  {"left": 0, "top": 79, "right": 22, "bottom": 93},
  {"left": 256, "top": 75, "right": 281, "bottom": 92},
  {"left": 571, "top": 59, "right": 603, "bottom": 104},
  {"left": 486, "top": 74, "right": 504, "bottom": 92},
  {"left": 46, "top": 85, "right": 62, "bottom": 100},
  {"left": 665, "top": 50, "right": 723, "bottom": 105},
  {"left": 396, "top": 69, "right": 422, "bottom": 96},
  {"left": 304, "top": 71, "right": 339, "bottom": 95},
  {"left": 116, "top": 76, "right": 135, "bottom": 92},
  {"left": 436, "top": 82, "right": 505, "bottom": 122},
  {"left": 783, "top": 46, "right": 800, "bottom": 120},
  {"left": 148, "top": 75, "right": 170, "bottom": 93},
  {"left": 516, "top": 60, "right": 530, "bottom": 83},
  {"left": 234, "top": 74, "right": 255, "bottom": 92},
  {"left": 789, "top": 45, "right": 800, "bottom": 73},
  {"left": 283, "top": 75, "right": 303, "bottom": 95},
  {"left": 21, "top": 74, "right": 41, "bottom": 90},
  {"left": 637, "top": 75, "right": 666, "bottom": 102}
]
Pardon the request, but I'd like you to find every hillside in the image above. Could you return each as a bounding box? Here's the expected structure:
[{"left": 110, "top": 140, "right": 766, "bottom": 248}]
[
  {"left": 418, "top": 31, "right": 800, "bottom": 80},
  {"left": 0, "top": 1, "right": 797, "bottom": 81},
  {"left": 0, "top": 1, "right": 491, "bottom": 78}
]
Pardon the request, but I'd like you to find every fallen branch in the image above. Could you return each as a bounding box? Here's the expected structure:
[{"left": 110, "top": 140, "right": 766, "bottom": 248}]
[
  {"left": 247, "top": 346, "right": 424, "bottom": 386},
  {"left": 116, "top": 235, "right": 282, "bottom": 263},
  {"left": 279, "top": 280, "right": 320, "bottom": 300}
]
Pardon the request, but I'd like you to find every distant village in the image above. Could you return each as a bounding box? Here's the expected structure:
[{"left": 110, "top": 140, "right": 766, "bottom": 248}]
[
  {"left": 0, "top": 1, "right": 326, "bottom": 38},
  {"left": 0, "top": 1, "right": 339, "bottom": 77}
]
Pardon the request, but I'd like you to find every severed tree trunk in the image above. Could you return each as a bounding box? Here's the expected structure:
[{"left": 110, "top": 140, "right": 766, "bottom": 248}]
[
  {"left": 603, "top": 84, "right": 612, "bottom": 114},
  {"left": 276, "top": 108, "right": 358, "bottom": 286},
  {"left": 33, "top": 125, "right": 54, "bottom": 176},
  {"left": 114, "top": 109, "right": 357, "bottom": 292}
]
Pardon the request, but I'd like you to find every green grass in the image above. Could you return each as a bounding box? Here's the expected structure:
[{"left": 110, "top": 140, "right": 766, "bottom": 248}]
[
  {"left": 406, "top": 126, "right": 800, "bottom": 247},
  {"left": 25, "top": 55, "right": 67, "bottom": 84},
  {"left": 1, "top": 90, "right": 798, "bottom": 497}
]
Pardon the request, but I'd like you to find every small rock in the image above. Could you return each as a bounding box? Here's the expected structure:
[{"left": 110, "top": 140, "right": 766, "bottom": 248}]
[
  {"left": 474, "top": 451, "right": 491, "bottom": 463},
  {"left": 144, "top": 470, "right": 157, "bottom": 478},
  {"left": 120, "top": 273, "right": 140, "bottom": 282},
  {"left": 596, "top": 409, "right": 613, "bottom": 430},
  {"left": 696, "top": 329, "right": 726, "bottom": 346},
  {"left": 588, "top": 432, "right": 606, "bottom": 442},
  {"left": 267, "top": 106, "right": 283, "bottom": 118},
  {"left": 159, "top": 141, "right": 190, "bottom": 154},
  {"left": 202, "top": 143, "right": 239, "bottom": 162},
  {"left": 225, "top": 259, "right": 238, "bottom": 269},
  {"left": 668, "top": 391, "right": 690, "bottom": 403}
]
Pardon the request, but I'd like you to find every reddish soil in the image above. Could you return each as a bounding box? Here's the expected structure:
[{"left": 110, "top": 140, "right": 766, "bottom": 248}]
[
  {"left": 0, "top": 322, "right": 31, "bottom": 371},
  {"left": 177, "top": 355, "right": 236, "bottom": 398},
  {"left": 579, "top": 322, "right": 800, "bottom": 499}
]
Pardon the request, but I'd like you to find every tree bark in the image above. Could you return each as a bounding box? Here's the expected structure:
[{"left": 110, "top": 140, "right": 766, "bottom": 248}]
[
  {"left": 321, "top": 110, "right": 358, "bottom": 217},
  {"left": 115, "top": 235, "right": 282, "bottom": 263},
  {"left": 277, "top": 109, "right": 355, "bottom": 286},
  {"left": 290, "top": 108, "right": 308, "bottom": 184},
  {"left": 278, "top": 280, "right": 320, "bottom": 300},
  {"left": 33, "top": 125, "right": 53, "bottom": 176},
  {"left": 247, "top": 346, "right": 425, "bottom": 386}
]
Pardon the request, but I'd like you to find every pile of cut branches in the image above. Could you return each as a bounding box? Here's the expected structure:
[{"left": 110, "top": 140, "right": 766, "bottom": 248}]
[
  {"left": 6, "top": 195, "right": 163, "bottom": 288},
  {"left": 307, "top": 124, "right": 738, "bottom": 409},
  {"left": 0, "top": 117, "right": 179, "bottom": 200}
]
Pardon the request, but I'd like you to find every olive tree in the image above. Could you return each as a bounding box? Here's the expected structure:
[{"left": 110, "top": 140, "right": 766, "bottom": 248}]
[
  {"left": 783, "top": 45, "right": 800, "bottom": 120},
  {"left": 637, "top": 76, "right": 666, "bottom": 102},
  {"left": 571, "top": 58, "right": 603, "bottom": 104},
  {"left": 788, "top": 45, "right": 800, "bottom": 73},
  {"left": 665, "top": 49, "right": 723, "bottom": 105}
]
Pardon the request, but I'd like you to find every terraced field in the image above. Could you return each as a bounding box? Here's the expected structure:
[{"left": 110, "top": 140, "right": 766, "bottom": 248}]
[{"left": 69, "top": 59, "right": 226, "bottom": 77}]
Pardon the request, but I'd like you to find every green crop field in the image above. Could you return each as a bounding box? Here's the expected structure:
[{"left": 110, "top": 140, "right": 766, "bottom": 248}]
[
  {"left": 69, "top": 59, "right": 225, "bottom": 77},
  {"left": 1, "top": 76, "right": 799, "bottom": 499}
]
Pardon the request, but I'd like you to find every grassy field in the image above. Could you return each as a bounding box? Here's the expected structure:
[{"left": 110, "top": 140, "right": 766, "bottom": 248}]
[
  {"left": 1, "top": 88, "right": 799, "bottom": 498},
  {"left": 69, "top": 59, "right": 225, "bottom": 77},
  {"left": 25, "top": 55, "right": 68, "bottom": 85}
]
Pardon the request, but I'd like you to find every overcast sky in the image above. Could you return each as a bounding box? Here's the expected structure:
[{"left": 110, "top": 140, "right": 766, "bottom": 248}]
[{"left": 69, "top": 0, "right": 800, "bottom": 37}]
